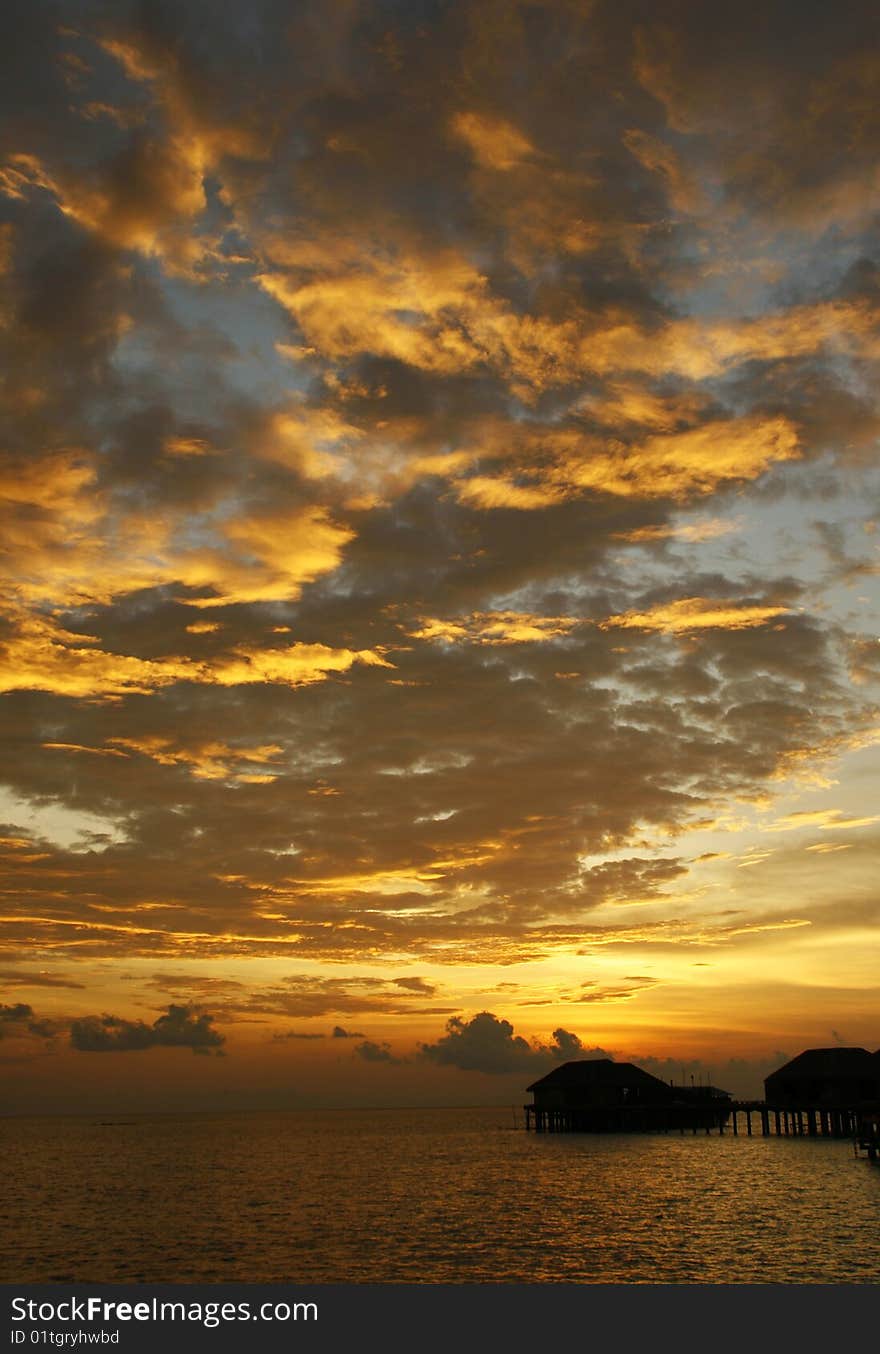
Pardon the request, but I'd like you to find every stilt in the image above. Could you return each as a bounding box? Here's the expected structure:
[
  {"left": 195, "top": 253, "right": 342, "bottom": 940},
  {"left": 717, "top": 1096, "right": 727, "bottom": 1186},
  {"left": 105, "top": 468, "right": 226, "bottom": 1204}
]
[{"left": 523, "top": 1096, "right": 872, "bottom": 1140}]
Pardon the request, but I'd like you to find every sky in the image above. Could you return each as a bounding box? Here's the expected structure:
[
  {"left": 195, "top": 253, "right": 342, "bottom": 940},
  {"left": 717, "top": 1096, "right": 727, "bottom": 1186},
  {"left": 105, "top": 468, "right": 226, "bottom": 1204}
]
[{"left": 1, "top": 0, "right": 878, "bottom": 1113}]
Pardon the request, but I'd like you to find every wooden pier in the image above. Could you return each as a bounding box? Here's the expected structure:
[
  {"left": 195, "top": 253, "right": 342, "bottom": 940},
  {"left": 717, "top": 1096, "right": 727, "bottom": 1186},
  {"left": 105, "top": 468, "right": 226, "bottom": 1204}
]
[
  {"left": 524, "top": 1103, "right": 729, "bottom": 1134},
  {"left": 524, "top": 1100, "right": 875, "bottom": 1138},
  {"left": 854, "top": 1106, "right": 880, "bottom": 1160},
  {"left": 727, "top": 1100, "right": 863, "bottom": 1138}
]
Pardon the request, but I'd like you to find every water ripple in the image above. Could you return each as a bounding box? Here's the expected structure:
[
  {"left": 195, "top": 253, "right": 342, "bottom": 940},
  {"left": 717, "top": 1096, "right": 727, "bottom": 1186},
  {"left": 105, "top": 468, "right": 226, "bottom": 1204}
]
[{"left": 2, "top": 1108, "right": 878, "bottom": 1283}]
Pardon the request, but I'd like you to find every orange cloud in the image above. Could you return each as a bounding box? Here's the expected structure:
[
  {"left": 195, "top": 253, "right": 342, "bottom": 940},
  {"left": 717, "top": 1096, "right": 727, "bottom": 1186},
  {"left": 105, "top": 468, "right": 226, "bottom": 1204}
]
[
  {"left": 282, "top": 840, "right": 505, "bottom": 899},
  {"left": 559, "top": 417, "right": 800, "bottom": 498},
  {"left": 254, "top": 204, "right": 879, "bottom": 404},
  {"left": 580, "top": 301, "right": 880, "bottom": 380},
  {"left": 254, "top": 407, "right": 361, "bottom": 481},
  {"left": 600, "top": 598, "right": 790, "bottom": 634},
  {"left": 0, "top": 36, "right": 265, "bottom": 278},
  {"left": 409, "top": 612, "right": 580, "bottom": 645},
  {"left": 443, "top": 415, "right": 799, "bottom": 509},
  {"left": 0, "top": 612, "right": 184, "bottom": 699},
  {"left": 623, "top": 128, "right": 705, "bottom": 214},
  {"left": 766, "top": 808, "right": 880, "bottom": 832},
  {"left": 2, "top": 447, "right": 353, "bottom": 612},
  {"left": 162, "top": 436, "right": 210, "bottom": 457},
  {"left": 450, "top": 111, "right": 536, "bottom": 171},
  {"left": 257, "top": 247, "right": 485, "bottom": 376},
  {"left": 42, "top": 742, "right": 128, "bottom": 759},
  {"left": 0, "top": 611, "right": 391, "bottom": 700},
  {"left": 614, "top": 518, "right": 739, "bottom": 544},
  {"left": 203, "top": 642, "right": 392, "bottom": 687},
  {"left": 576, "top": 384, "right": 711, "bottom": 433},
  {"left": 454, "top": 477, "right": 564, "bottom": 510},
  {"left": 179, "top": 508, "right": 354, "bottom": 608},
  {"left": 108, "top": 737, "right": 283, "bottom": 782}
]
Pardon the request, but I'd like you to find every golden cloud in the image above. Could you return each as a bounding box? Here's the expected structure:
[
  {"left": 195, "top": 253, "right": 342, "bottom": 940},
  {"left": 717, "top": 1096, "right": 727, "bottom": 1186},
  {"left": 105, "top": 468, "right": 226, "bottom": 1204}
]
[
  {"left": 409, "top": 611, "right": 580, "bottom": 645},
  {"left": 454, "top": 476, "right": 565, "bottom": 510},
  {"left": 42, "top": 742, "right": 128, "bottom": 759},
  {"left": 254, "top": 202, "right": 880, "bottom": 395},
  {"left": 439, "top": 415, "right": 800, "bottom": 510},
  {"left": 614, "top": 519, "right": 739, "bottom": 544},
  {"left": 0, "top": 36, "right": 265, "bottom": 277},
  {"left": 600, "top": 597, "right": 790, "bottom": 634},
  {"left": 107, "top": 737, "right": 283, "bottom": 782},
  {"left": 253, "top": 406, "right": 364, "bottom": 481},
  {"left": 766, "top": 808, "right": 880, "bottom": 832},
  {"left": 0, "top": 139, "right": 209, "bottom": 276},
  {"left": 180, "top": 508, "right": 354, "bottom": 608},
  {"left": 0, "top": 612, "right": 181, "bottom": 699},
  {"left": 2, "top": 446, "right": 353, "bottom": 613},
  {"left": 0, "top": 610, "right": 391, "bottom": 700},
  {"left": 558, "top": 417, "right": 801, "bottom": 499},
  {"left": 450, "top": 111, "right": 536, "bottom": 171},
  {"left": 256, "top": 249, "right": 486, "bottom": 376},
  {"left": 162, "top": 436, "right": 210, "bottom": 457},
  {"left": 203, "top": 642, "right": 392, "bottom": 687},
  {"left": 581, "top": 300, "right": 880, "bottom": 380}
]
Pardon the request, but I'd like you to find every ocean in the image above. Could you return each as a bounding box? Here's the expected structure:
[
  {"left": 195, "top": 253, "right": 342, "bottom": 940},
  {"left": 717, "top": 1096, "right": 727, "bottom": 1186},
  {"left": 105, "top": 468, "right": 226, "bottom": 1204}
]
[{"left": 3, "top": 1107, "right": 878, "bottom": 1284}]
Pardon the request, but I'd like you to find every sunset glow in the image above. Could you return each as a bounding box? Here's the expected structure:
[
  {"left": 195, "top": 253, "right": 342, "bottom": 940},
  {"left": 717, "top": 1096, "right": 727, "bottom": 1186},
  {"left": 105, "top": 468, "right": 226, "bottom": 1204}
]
[{"left": 2, "top": 0, "right": 878, "bottom": 1114}]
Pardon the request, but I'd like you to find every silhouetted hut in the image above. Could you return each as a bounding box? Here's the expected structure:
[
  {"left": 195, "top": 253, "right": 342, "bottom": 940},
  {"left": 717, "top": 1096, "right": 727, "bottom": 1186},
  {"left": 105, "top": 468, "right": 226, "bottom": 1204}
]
[
  {"left": 528, "top": 1059, "right": 671, "bottom": 1111},
  {"left": 525, "top": 1059, "right": 731, "bottom": 1133},
  {"left": 764, "top": 1047, "right": 880, "bottom": 1107}
]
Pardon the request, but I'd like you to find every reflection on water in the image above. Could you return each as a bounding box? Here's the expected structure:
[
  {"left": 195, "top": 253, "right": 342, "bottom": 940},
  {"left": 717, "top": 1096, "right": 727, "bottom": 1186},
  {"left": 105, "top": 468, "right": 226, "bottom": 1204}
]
[{"left": 3, "top": 1107, "right": 878, "bottom": 1283}]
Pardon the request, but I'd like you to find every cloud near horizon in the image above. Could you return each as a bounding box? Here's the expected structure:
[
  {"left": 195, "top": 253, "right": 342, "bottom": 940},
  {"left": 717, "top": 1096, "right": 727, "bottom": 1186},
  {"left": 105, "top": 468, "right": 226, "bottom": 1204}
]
[
  {"left": 418, "top": 1012, "right": 608, "bottom": 1075},
  {"left": 69, "top": 1004, "right": 225, "bottom": 1055}
]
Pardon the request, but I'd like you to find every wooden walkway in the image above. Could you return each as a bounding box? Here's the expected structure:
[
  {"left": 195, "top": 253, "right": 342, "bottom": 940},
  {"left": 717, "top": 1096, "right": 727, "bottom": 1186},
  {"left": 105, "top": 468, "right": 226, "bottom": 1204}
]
[
  {"left": 524, "top": 1100, "right": 878, "bottom": 1138},
  {"left": 727, "top": 1101, "right": 861, "bottom": 1138}
]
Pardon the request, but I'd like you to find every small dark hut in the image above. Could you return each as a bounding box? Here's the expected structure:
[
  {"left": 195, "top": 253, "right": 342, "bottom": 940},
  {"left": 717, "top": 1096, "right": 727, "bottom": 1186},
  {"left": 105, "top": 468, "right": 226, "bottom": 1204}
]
[
  {"left": 524, "top": 1058, "right": 731, "bottom": 1133},
  {"left": 764, "top": 1047, "right": 880, "bottom": 1108}
]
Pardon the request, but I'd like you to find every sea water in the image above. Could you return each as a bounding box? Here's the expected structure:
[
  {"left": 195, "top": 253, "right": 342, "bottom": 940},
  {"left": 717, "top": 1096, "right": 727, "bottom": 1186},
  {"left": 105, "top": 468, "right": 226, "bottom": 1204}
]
[{"left": 3, "top": 1107, "right": 878, "bottom": 1283}]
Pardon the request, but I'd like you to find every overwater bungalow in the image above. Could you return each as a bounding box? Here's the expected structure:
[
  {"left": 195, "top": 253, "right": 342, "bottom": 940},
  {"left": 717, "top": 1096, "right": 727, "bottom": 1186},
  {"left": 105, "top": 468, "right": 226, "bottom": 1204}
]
[
  {"left": 523, "top": 1047, "right": 880, "bottom": 1140},
  {"left": 763, "top": 1047, "right": 880, "bottom": 1107},
  {"left": 524, "top": 1058, "right": 731, "bottom": 1133},
  {"left": 761, "top": 1046, "right": 880, "bottom": 1140}
]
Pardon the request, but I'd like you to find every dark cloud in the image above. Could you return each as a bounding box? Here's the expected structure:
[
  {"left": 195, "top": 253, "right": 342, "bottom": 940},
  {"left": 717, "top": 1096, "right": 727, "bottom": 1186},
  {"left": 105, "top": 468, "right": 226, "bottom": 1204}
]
[
  {"left": 332, "top": 1026, "right": 365, "bottom": 1040},
  {"left": 139, "top": 973, "right": 246, "bottom": 999},
  {"left": 0, "top": 1002, "right": 34, "bottom": 1032},
  {"left": 418, "top": 1012, "right": 597, "bottom": 1075},
  {"left": 0, "top": 1001, "right": 59, "bottom": 1041},
  {"left": 392, "top": 977, "right": 436, "bottom": 995},
  {"left": 0, "top": 969, "right": 85, "bottom": 989},
  {"left": 194, "top": 974, "right": 457, "bottom": 1020},
  {"left": 69, "top": 1003, "right": 225, "bottom": 1054},
  {"left": 546, "top": 1028, "right": 587, "bottom": 1060},
  {"left": 353, "top": 1040, "right": 403, "bottom": 1065}
]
